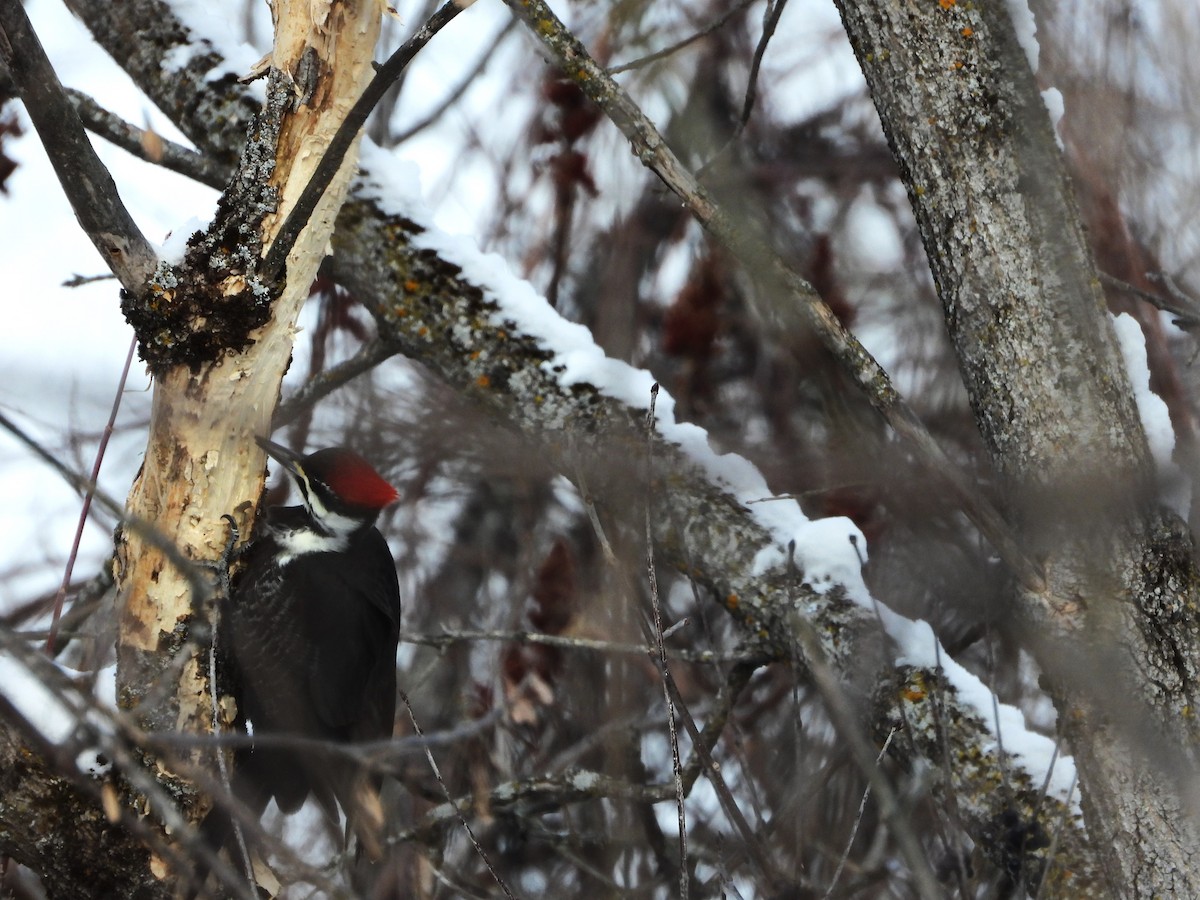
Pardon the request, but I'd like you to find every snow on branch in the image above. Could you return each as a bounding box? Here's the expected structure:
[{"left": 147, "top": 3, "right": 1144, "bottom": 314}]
[
  {"left": 330, "top": 145, "right": 1100, "bottom": 892},
  {"left": 61, "top": 0, "right": 1100, "bottom": 889}
]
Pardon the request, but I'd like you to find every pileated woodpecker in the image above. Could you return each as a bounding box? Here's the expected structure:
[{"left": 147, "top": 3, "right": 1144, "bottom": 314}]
[{"left": 206, "top": 437, "right": 401, "bottom": 867}]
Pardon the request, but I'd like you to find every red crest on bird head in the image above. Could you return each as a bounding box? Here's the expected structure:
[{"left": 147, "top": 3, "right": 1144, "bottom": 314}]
[{"left": 304, "top": 447, "right": 399, "bottom": 510}]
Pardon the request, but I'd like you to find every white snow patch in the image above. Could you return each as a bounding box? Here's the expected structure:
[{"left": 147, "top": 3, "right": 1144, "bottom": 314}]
[
  {"left": 569, "top": 769, "right": 600, "bottom": 791},
  {"left": 1004, "top": 0, "right": 1040, "bottom": 72},
  {"left": 1041, "top": 87, "right": 1065, "bottom": 150},
  {"left": 164, "top": 0, "right": 265, "bottom": 90},
  {"left": 1111, "top": 313, "right": 1176, "bottom": 466},
  {"left": 94, "top": 663, "right": 118, "bottom": 708},
  {"left": 159, "top": 216, "right": 209, "bottom": 265},
  {"left": 878, "top": 604, "right": 1078, "bottom": 806},
  {"left": 1004, "top": 1, "right": 1066, "bottom": 150}
]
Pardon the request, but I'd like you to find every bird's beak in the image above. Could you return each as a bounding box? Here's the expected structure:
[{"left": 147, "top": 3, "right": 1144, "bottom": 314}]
[{"left": 256, "top": 436, "right": 304, "bottom": 478}]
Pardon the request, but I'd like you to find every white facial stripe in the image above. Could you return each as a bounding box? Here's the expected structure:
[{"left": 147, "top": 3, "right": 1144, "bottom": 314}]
[
  {"left": 303, "top": 481, "right": 362, "bottom": 536},
  {"left": 294, "top": 466, "right": 363, "bottom": 538},
  {"left": 274, "top": 527, "right": 348, "bottom": 565}
]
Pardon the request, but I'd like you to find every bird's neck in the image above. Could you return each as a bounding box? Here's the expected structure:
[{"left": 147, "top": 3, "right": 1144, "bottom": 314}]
[
  {"left": 266, "top": 504, "right": 369, "bottom": 566},
  {"left": 302, "top": 489, "right": 370, "bottom": 541}
]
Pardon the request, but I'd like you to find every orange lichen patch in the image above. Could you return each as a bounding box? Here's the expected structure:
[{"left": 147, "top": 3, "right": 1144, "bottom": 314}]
[
  {"left": 403, "top": 279, "right": 420, "bottom": 292},
  {"left": 961, "top": 26, "right": 974, "bottom": 38},
  {"left": 952, "top": 60, "right": 964, "bottom": 70},
  {"left": 939, "top": 0, "right": 955, "bottom": 8},
  {"left": 725, "top": 593, "right": 740, "bottom": 610},
  {"left": 470, "top": 350, "right": 481, "bottom": 360},
  {"left": 903, "top": 686, "right": 926, "bottom": 702},
  {"left": 476, "top": 374, "right": 491, "bottom": 388}
]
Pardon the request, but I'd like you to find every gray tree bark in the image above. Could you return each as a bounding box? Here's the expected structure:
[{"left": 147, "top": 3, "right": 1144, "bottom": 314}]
[{"left": 835, "top": 1, "right": 1200, "bottom": 895}]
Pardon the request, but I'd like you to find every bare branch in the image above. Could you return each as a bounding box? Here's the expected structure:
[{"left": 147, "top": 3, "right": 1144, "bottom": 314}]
[
  {"left": 46, "top": 337, "right": 137, "bottom": 654},
  {"left": 1099, "top": 271, "right": 1200, "bottom": 331},
  {"left": 67, "top": 89, "right": 227, "bottom": 190},
  {"left": 273, "top": 338, "right": 402, "bottom": 428},
  {"left": 0, "top": 411, "right": 214, "bottom": 610},
  {"left": 644, "top": 384, "right": 689, "bottom": 899},
  {"left": 398, "top": 690, "right": 517, "bottom": 900},
  {"left": 399, "top": 627, "right": 766, "bottom": 665},
  {"left": 392, "top": 18, "right": 518, "bottom": 146},
  {"left": 607, "top": 0, "right": 758, "bottom": 75},
  {"left": 0, "top": 0, "right": 158, "bottom": 294},
  {"left": 790, "top": 615, "right": 943, "bottom": 900}
]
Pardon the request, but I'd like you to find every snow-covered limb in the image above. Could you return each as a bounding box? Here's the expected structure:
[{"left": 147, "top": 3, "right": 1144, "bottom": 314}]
[
  {"left": 501, "top": 0, "right": 1047, "bottom": 598},
  {"left": 52, "top": 0, "right": 1105, "bottom": 890},
  {"left": 329, "top": 166, "right": 1102, "bottom": 893}
]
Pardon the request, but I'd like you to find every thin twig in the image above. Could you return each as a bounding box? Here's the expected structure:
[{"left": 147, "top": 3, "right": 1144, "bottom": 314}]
[
  {"left": 930, "top": 640, "right": 972, "bottom": 897},
  {"left": 1102, "top": 270, "right": 1200, "bottom": 330},
  {"left": 397, "top": 627, "right": 767, "bottom": 665},
  {"left": 645, "top": 383, "right": 689, "bottom": 899},
  {"left": 208, "top": 517, "right": 254, "bottom": 889},
  {"left": 823, "top": 726, "right": 897, "bottom": 899},
  {"left": 1034, "top": 771, "right": 1078, "bottom": 900},
  {"left": 607, "top": 0, "right": 757, "bottom": 75},
  {"left": 656, "top": 647, "right": 785, "bottom": 891},
  {"left": 392, "top": 19, "right": 517, "bottom": 145},
  {"left": 698, "top": 0, "right": 790, "bottom": 177},
  {"left": 61, "top": 272, "right": 118, "bottom": 288},
  {"left": 260, "top": 1, "right": 465, "bottom": 284},
  {"left": 0, "top": 411, "right": 213, "bottom": 607},
  {"left": 145, "top": 708, "right": 503, "bottom": 772},
  {"left": 45, "top": 335, "right": 136, "bottom": 655},
  {"left": 0, "top": 0, "right": 158, "bottom": 293},
  {"left": 789, "top": 614, "right": 943, "bottom": 900},
  {"left": 398, "top": 690, "right": 518, "bottom": 899},
  {"left": 1020, "top": 735, "right": 1063, "bottom": 893},
  {"left": 740, "top": 0, "right": 787, "bottom": 132},
  {"left": 272, "top": 338, "right": 401, "bottom": 428},
  {"left": 574, "top": 463, "right": 618, "bottom": 565}
]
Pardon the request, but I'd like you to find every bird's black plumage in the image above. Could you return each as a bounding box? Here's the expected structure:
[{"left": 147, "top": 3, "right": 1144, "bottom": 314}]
[
  {"left": 222, "top": 504, "right": 401, "bottom": 822},
  {"left": 196, "top": 442, "right": 401, "bottom": 892}
]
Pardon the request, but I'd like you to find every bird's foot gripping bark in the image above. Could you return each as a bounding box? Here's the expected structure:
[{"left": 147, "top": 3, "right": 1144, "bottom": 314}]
[{"left": 214, "top": 513, "right": 245, "bottom": 602}]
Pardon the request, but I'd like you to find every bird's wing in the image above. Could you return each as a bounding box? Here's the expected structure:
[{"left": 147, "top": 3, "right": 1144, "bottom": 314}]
[{"left": 298, "top": 530, "right": 400, "bottom": 735}]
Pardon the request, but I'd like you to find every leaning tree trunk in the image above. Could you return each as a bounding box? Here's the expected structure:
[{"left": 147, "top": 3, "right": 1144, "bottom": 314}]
[
  {"left": 834, "top": 1, "right": 1200, "bottom": 894},
  {"left": 108, "top": 0, "right": 381, "bottom": 882}
]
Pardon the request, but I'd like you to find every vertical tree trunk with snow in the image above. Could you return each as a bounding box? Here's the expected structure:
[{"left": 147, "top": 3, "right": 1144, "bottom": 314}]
[
  {"left": 835, "top": 1, "right": 1200, "bottom": 894},
  {"left": 113, "top": 0, "right": 380, "bottom": 847}
]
